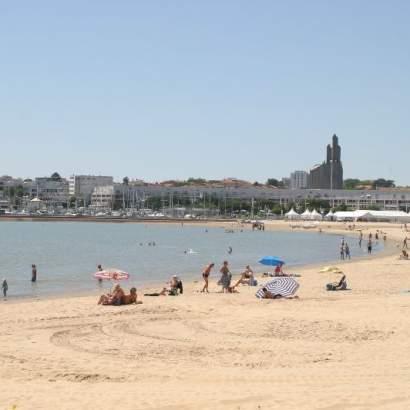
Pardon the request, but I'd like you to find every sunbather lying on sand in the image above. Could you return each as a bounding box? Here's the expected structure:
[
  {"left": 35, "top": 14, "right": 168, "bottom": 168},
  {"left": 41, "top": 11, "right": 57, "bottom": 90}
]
[
  {"left": 326, "top": 275, "right": 347, "bottom": 291},
  {"left": 260, "top": 287, "right": 298, "bottom": 299},
  {"left": 144, "top": 276, "right": 184, "bottom": 296},
  {"left": 121, "top": 287, "right": 142, "bottom": 305},
  {"left": 98, "top": 284, "right": 125, "bottom": 305}
]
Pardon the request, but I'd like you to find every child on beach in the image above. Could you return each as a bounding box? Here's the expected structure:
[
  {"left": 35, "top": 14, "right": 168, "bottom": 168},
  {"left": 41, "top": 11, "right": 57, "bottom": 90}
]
[{"left": 2, "top": 279, "right": 8, "bottom": 298}]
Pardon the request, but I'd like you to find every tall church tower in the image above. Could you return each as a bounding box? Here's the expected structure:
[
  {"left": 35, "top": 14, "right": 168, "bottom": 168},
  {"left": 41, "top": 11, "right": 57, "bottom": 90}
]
[{"left": 309, "top": 134, "right": 344, "bottom": 189}]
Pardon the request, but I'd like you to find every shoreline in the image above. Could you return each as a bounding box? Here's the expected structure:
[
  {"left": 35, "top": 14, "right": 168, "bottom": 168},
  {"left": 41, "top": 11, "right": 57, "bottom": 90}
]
[
  {"left": 1, "top": 220, "right": 401, "bottom": 303},
  {"left": 0, "top": 215, "right": 238, "bottom": 224}
]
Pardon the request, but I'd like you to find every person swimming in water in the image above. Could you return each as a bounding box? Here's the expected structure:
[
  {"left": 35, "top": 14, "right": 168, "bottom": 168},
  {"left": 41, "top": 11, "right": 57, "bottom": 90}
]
[{"left": 228, "top": 246, "right": 233, "bottom": 254}]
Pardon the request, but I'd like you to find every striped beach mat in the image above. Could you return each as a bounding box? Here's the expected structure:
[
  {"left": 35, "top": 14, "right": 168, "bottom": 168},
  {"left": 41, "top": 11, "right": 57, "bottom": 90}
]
[{"left": 256, "top": 277, "right": 300, "bottom": 299}]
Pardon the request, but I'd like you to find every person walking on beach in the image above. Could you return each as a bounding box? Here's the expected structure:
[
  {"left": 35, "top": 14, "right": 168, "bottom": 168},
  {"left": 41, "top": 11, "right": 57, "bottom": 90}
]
[
  {"left": 359, "top": 231, "right": 363, "bottom": 247},
  {"left": 2, "top": 279, "right": 8, "bottom": 298},
  {"left": 367, "top": 239, "right": 372, "bottom": 254},
  {"left": 201, "top": 263, "right": 214, "bottom": 293},
  {"left": 345, "top": 243, "right": 351, "bottom": 259},
  {"left": 31, "top": 264, "right": 37, "bottom": 282},
  {"left": 403, "top": 236, "right": 408, "bottom": 249}
]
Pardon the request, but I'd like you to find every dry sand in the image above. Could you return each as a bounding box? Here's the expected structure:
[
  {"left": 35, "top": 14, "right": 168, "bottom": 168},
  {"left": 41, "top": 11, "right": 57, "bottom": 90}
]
[{"left": 1, "top": 221, "right": 410, "bottom": 410}]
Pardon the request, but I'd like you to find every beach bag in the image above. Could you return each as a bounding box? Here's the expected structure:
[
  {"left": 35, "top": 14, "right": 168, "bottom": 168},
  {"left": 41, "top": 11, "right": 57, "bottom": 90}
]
[{"left": 326, "top": 283, "right": 336, "bottom": 291}]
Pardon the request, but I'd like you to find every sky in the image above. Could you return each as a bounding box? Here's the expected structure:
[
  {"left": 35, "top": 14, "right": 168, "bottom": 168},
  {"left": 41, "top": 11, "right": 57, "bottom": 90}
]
[{"left": 1, "top": 1, "right": 409, "bottom": 184}]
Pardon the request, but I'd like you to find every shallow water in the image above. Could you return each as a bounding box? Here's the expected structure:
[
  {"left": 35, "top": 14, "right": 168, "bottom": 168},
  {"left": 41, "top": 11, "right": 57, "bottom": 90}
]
[{"left": 0, "top": 221, "right": 382, "bottom": 297}]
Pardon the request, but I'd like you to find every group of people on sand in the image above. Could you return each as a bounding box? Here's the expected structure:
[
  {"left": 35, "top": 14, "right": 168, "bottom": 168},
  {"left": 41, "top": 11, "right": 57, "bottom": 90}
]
[
  {"left": 98, "top": 275, "right": 185, "bottom": 303},
  {"left": 201, "top": 261, "right": 256, "bottom": 293},
  {"left": 98, "top": 284, "right": 141, "bottom": 306}
]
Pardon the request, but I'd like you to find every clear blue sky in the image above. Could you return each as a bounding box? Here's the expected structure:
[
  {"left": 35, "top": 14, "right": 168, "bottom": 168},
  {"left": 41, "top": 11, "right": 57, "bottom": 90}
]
[{"left": 1, "top": 1, "right": 409, "bottom": 184}]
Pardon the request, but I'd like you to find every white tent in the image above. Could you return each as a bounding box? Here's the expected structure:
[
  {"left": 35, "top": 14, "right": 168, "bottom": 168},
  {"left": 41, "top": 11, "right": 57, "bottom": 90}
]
[
  {"left": 301, "top": 209, "right": 311, "bottom": 220},
  {"left": 325, "top": 210, "right": 334, "bottom": 220},
  {"left": 333, "top": 210, "right": 410, "bottom": 222},
  {"left": 285, "top": 208, "right": 300, "bottom": 220},
  {"left": 310, "top": 209, "right": 323, "bottom": 220}
]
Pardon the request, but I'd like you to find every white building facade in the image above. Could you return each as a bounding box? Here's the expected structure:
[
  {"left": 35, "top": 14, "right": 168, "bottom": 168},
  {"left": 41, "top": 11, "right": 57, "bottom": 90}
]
[
  {"left": 90, "top": 185, "right": 114, "bottom": 210},
  {"left": 69, "top": 175, "right": 114, "bottom": 205},
  {"left": 290, "top": 171, "right": 308, "bottom": 190}
]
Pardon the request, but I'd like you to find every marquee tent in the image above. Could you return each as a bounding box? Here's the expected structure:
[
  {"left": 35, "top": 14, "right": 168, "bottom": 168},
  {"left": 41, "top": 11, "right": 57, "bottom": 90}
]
[
  {"left": 310, "top": 209, "right": 323, "bottom": 220},
  {"left": 285, "top": 208, "right": 300, "bottom": 220},
  {"left": 333, "top": 210, "right": 410, "bottom": 222}
]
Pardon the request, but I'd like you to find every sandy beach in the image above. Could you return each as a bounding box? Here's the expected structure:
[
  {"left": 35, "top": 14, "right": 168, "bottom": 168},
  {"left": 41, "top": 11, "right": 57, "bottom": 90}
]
[{"left": 1, "top": 221, "right": 410, "bottom": 410}]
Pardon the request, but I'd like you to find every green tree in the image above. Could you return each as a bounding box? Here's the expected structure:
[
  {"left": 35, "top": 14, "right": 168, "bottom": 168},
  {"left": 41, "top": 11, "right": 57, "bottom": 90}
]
[
  {"left": 344, "top": 179, "right": 361, "bottom": 189},
  {"left": 266, "top": 178, "right": 284, "bottom": 188},
  {"left": 51, "top": 172, "right": 62, "bottom": 181},
  {"left": 372, "top": 178, "right": 395, "bottom": 189}
]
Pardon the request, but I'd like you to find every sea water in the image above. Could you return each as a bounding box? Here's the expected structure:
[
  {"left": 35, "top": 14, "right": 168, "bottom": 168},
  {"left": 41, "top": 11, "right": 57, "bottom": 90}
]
[{"left": 0, "top": 221, "right": 382, "bottom": 297}]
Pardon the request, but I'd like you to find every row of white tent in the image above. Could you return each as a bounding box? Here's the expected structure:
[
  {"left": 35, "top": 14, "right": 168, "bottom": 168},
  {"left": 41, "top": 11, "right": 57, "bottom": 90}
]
[
  {"left": 285, "top": 208, "right": 324, "bottom": 220},
  {"left": 285, "top": 208, "right": 410, "bottom": 222}
]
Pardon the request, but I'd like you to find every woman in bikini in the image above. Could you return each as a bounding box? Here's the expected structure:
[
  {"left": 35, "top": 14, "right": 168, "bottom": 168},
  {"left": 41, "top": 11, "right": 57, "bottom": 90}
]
[{"left": 201, "top": 263, "right": 214, "bottom": 293}]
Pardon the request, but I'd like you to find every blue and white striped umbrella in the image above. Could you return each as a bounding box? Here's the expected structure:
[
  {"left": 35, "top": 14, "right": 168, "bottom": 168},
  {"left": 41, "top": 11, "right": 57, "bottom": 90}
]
[{"left": 256, "top": 277, "right": 299, "bottom": 298}]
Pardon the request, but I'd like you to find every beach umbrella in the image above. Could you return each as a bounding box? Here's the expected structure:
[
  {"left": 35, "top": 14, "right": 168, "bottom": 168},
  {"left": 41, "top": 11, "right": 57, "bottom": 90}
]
[
  {"left": 93, "top": 268, "right": 130, "bottom": 281},
  {"left": 258, "top": 256, "right": 285, "bottom": 267},
  {"left": 318, "top": 266, "right": 343, "bottom": 274},
  {"left": 255, "top": 277, "right": 299, "bottom": 298}
]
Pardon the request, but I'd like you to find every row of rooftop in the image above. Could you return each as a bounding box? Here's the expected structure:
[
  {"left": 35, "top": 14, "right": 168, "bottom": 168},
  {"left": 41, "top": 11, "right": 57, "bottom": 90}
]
[{"left": 1, "top": 172, "right": 410, "bottom": 214}]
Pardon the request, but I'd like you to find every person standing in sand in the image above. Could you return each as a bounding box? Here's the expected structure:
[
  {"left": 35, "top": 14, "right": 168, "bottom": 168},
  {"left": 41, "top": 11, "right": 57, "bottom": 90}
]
[
  {"left": 218, "top": 261, "right": 232, "bottom": 293},
  {"left": 201, "top": 263, "right": 214, "bottom": 293},
  {"left": 403, "top": 236, "right": 408, "bottom": 249}
]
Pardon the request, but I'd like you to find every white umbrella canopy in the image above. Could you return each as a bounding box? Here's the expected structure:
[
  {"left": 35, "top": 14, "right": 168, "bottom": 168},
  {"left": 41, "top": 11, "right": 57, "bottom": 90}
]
[{"left": 301, "top": 209, "right": 311, "bottom": 220}]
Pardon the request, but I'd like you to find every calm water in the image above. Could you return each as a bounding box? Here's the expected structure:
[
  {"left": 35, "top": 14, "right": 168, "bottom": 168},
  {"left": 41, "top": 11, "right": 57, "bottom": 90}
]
[{"left": 0, "top": 221, "right": 382, "bottom": 297}]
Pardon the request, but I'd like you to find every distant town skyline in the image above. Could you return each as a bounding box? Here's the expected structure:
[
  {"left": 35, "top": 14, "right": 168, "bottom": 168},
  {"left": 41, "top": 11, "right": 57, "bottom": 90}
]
[{"left": 1, "top": 2, "right": 409, "bottom": 185}]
